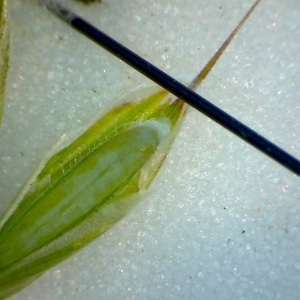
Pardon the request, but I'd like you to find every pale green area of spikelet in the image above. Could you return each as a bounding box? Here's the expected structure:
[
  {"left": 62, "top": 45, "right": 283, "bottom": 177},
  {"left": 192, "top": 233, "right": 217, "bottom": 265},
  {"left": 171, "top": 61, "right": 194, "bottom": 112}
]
[
  {"left": 0, "top": 0, "right": 9, "bottom": 123},
  {"left": 0, "top": 89, "right": 186, "bottom": 299}
]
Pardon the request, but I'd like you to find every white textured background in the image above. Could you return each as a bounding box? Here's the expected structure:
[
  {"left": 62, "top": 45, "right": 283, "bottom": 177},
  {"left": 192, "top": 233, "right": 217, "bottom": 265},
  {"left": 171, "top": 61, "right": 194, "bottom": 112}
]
[{"left": 1, "top": 0, "right": 299, "bottom": 299}]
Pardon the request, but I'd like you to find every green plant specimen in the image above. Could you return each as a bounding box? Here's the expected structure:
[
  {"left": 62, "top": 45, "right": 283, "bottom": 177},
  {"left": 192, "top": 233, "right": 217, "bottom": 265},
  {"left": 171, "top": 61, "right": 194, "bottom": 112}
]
[
  {"left": 0, "top": 0, "right": 9, "bottom": 123},
  {"left": 0, "top": 1, "right": 260, "bottom": 298},
  {"left": 0, "top": 89, "right": 186, "bottom": 298}
]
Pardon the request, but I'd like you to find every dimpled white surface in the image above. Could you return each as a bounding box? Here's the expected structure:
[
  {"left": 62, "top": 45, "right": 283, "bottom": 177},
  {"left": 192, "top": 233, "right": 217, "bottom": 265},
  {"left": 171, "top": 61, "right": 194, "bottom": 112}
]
[{"left": 1, "top": 0, "right": 299, "bottom": 299}]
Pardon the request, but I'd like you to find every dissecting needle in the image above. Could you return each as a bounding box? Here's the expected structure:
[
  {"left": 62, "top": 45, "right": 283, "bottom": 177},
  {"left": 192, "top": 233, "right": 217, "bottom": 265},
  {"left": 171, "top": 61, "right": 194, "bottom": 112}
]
[{"left": 45, "top": 0, "right": 300, "bottom": 176}]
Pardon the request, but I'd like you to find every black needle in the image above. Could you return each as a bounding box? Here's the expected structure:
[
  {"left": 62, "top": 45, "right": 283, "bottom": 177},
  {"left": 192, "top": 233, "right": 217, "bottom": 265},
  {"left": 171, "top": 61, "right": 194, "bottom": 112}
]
[{"left": 45, "top": 1, "right": 300, "bottom": 176}]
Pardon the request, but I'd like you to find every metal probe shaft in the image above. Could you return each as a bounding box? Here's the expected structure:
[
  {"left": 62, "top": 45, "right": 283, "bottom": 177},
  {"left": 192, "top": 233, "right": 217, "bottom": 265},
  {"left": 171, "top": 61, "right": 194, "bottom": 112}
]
[{"left": 46, "top": 1, "right": 300, "bottom": 176}]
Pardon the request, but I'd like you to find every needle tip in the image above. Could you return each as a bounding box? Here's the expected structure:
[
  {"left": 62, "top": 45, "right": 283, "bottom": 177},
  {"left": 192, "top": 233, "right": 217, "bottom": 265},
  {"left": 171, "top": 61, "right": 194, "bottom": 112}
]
[{"left": 44, "top": 0, "right": 75, "bottom": 23}]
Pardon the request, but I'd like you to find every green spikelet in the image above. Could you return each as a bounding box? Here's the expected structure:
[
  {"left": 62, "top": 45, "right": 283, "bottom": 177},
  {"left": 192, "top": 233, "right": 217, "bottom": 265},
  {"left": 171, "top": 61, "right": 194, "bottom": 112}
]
[
  {"left": 0, "top": 0, "right": 260, "bottom": 297},
  {"left": 0, "top": 90, "right": 186, "bottom": 298},
  {"left": 0, "top": 0, "right": 9, "bottom": 123}
]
